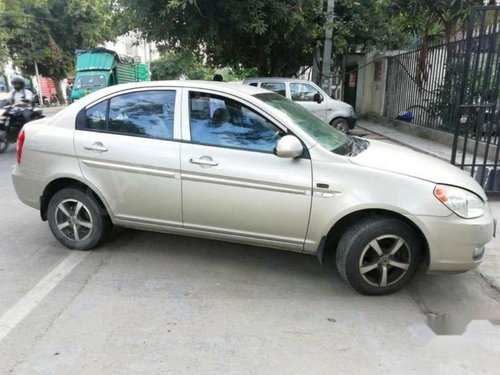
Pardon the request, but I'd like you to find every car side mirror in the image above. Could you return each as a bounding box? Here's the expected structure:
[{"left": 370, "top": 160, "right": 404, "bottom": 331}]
[
  {"left": 313, "top": 93, "right": 324, "bottom": 104},
  {"left": 274, "top": 135, "right": 304, "bottom": 158}
]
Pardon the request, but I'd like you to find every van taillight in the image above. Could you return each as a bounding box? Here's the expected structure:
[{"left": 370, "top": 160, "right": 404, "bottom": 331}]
[{"left": 17, "top": 130, "right": 25, "bottom": 164}]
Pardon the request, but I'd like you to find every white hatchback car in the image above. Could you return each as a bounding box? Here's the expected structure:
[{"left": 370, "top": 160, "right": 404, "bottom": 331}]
[
  {"left": 12, "top": 81, "right": 495, "bottom": 295},
  {"left": 243, "top": 78, "right": 356, "bottom": 133}
]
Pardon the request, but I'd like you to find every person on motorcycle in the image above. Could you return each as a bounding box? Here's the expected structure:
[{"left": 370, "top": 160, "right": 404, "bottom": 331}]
[{"left": 9, "top": 76, "right": 33, "bottom": 121}]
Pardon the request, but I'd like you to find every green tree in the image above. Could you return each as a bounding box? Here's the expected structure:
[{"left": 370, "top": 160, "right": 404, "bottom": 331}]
[
  {"left": 0, "top": 1, "right": 9, "bottom": 73},
  {"left": 151, "top": 51, "right": 257, "bottom": 81},
  {"left": 1, "top": 0, "right": 116, "bottom": 98},
  {"left": 117, "top": 0, "right": 396, "bottom": 77}
]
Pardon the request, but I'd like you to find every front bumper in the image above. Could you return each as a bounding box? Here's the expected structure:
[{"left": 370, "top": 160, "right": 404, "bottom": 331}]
[
  {"left": 347, "top": 116, "right": 357, "bottom": 129},
  {"left": 407, "top": 207, "right": 495, "bottom": 272}
]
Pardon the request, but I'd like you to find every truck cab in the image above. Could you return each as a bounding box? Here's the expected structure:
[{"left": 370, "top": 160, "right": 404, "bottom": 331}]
[
  {"left": 70, "top": 48, "right": 148, "bottom": 102},
  {"left": 71, "top": 72, "right": 109, "bottom": 101}
]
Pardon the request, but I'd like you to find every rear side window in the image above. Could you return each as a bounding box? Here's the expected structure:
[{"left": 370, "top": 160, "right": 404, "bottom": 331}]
[
  {"left": 108, "top": 91, "right": 175, "bottom": 140},
  {"left": 78, "top": 90, "right": 176, "bottom": 140},
  {"left": 85, "top": 101, "right": 107, "bottom": 131},
  {"left": 248, "top": 82, "right": 258, "bottom": 87},
  {"left": 261, "top": 82, "right": 286, "bottom": 97}
]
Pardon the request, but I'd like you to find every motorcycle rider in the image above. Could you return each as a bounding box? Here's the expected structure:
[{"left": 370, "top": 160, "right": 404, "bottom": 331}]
[{"left": 9, "top": 76, "right": 33, "bottom": 121}]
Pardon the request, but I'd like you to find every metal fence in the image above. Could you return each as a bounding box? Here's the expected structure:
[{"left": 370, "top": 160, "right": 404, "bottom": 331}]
[
  {"left": 451, "top": 6, "right": 500, "bottom": 192},
  {"left": 384, "top": 38, "right": 467, "bottom": 133},
  {"left": 384, "top": 23, "right": 499, "bottom": 132},
  {"left": 384, "top": 5, "right": 500, "bottom": 192}
]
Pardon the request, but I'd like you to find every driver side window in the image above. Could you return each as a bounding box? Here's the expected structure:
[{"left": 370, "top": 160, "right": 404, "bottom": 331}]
[
  {"left": 189, "top": 91, "right": 281, "bottom": 153},
  {"left": 290, "top": 83, "right": 319, "bottom": 102}
]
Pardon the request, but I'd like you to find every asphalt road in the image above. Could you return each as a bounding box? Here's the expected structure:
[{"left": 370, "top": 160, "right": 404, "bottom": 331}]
[{"left": 0, "top": 117, "right": 500, "bottom": 374}]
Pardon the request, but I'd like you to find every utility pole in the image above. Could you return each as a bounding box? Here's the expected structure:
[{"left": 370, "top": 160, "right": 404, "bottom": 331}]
[
  {"left": 321, "top": 0, "right": 334, "bottom": 94},
  {"left": 34, "top": 61, "right": 43, "bottom": 106}
]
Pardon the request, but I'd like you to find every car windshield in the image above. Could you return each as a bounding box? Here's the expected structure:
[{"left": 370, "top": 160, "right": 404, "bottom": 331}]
[
  {"left": 75, "top": 75, "right": 106, "bottom": 89},
  {"left": 254, "top": 92, "right": 352, "bottom": 155}
]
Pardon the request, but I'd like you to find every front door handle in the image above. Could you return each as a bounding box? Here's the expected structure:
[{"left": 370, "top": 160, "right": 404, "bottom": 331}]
[
  {"left": 84, "top": 142, "right": 108, "bottom": 153},
  {"left": 189, "top": 156, "right": 219, "bottom": 166}
]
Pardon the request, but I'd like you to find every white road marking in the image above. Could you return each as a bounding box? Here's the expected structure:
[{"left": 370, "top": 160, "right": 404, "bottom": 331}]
[{"left": 0, "top": 251, "right": 88, "bottom": 341}]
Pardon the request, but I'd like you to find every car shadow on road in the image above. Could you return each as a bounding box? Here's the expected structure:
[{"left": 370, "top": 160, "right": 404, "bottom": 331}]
[{"left": 100, "top": 227, "right": 499, "bottom": 308}]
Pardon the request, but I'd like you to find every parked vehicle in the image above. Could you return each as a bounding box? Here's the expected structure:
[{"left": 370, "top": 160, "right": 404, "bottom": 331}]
[
  {"left": 70, "top": 47, "right": 149, "bottom": 102},
  {"left": 12, "top": 81, "right": 495, "bottom": 295},
  {"left": 243, "top": 78, "right": 356, "bottom": 133},
  {"left": 0, "top": 103, "right": 43, "bottom": 153}
]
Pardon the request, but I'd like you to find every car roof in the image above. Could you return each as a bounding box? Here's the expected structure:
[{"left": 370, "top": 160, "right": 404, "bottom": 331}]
[
  {"left": 243, "top": 77, "right": 314, "bottom": 83},
  {"left": 70, "top": 80, "right": 271, "bottom": 110},
  {"left": 98, "top": 80, "right": 269, "bottom": 96}
]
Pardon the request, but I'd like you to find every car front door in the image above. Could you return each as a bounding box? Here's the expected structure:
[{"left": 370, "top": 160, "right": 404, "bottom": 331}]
[
  {"left": 180, "top": 89, "right": 312, "bottom": 250},
  {"left": 289, "top": 82, "right": 328, "bottom": 121},
  {"left": 74, "top": 89, "right": 183, "bottom": 227}
]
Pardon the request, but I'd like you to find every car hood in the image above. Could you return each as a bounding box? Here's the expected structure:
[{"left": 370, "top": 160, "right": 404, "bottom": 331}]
[
  {"left": 349, "top": 139, "right": 486, "bottom": 199},
  {"left": 328, "top": 97, "right": 351, "bottom": 110}
]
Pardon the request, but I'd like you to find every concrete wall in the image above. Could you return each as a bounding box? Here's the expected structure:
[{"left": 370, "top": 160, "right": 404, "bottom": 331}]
[
  {"left": 344, "top": 51, "right": 387, "bottom": 116},
  {"left": 359, "top": 51, "right": 387, "bottom": 116}
]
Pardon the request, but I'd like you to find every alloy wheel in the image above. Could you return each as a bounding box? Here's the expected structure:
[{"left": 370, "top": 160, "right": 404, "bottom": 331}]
[
  {"left": 358, "top": 235, "right": 411, "bottom": 287},
  {"left": 55, "top": 199, "right": 94, "bottom": 242},
  {"left": 331, "top": 119, "right": 348, "bottom": 134}
]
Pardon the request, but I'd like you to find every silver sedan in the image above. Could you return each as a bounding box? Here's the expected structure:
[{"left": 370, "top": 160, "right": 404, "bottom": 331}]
[{"left": 11, "top": 81, "right": 495, "bottom": 295}]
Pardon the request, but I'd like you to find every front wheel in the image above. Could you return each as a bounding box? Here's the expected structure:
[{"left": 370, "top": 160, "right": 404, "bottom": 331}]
[
  {"left": 336, "top": 217, "right": 422, "bottom": 295},
  {"left": 330, "top": 118, "right": 349, "bottom": 134},
  {"left": 47, "top": 188, "right": 112, "bottom": 250}
]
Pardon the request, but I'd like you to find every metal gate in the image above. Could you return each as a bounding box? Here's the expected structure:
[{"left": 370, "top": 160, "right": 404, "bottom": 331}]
[{"left": 451, "top": 5, "right": 500, "bottom": 193}]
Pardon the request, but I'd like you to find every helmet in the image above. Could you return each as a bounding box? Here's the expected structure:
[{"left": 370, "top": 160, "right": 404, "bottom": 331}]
[{"left": 11, "top": 76, "right": 26, "bottom": 88}]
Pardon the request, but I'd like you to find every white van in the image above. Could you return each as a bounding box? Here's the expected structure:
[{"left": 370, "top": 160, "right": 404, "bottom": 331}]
[{"left": 243, "top": 78, "right": 356, "bottom": 133}]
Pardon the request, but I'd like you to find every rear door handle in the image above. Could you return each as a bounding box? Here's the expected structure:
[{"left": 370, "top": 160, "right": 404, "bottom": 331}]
[
  {"left": 189, "top": 157, "right": 218, "bottom": 166},
  {"left": 84, "top": 142, "right": 108, "bottom": 153}
]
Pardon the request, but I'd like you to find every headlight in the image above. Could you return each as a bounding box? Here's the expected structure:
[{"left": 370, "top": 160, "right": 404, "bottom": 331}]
[
  {"left": 349, "top": 106, "right": 355, "bottom": 116},
  {"left": 434, "top": 184, "right": 485, "bottom": 218}
]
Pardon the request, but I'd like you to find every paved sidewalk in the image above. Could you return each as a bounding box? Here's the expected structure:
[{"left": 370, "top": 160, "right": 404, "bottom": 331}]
[
  {"left": 357, "top": 119, "right": 477, "bottom": 164},
  {"left": 358, "top": 118, "right": 500, "bottom": 291}
]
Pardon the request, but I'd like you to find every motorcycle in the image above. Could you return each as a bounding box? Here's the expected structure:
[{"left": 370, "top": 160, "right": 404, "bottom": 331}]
[{"left": 0, "top": 102, "right": 44, "bottom": 154}]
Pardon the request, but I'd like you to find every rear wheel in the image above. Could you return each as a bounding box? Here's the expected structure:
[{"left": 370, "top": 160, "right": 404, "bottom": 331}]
[
  {"left": 336, "top": 217, "right": 421, "bottom": 295},
  {"left": 0, "top": 139, "right": 7, "bottom": 154},
  {"left": 330, "top": 118, "right": 349, "bottom": 134},
  {"left": 47, "top": 188, "right": 112, "bottom": 250}
]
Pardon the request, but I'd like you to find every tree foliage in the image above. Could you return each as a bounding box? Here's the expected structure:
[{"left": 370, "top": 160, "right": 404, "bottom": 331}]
[
  {"left": 388, "top": 0, "right": 484, "bottom": 44},
  {"left": 150, "top": 52, "right": 257, "bottom": 81},
  {"left": 117, "top": 0, "right": 398, "bottom": 76},
  {"left": 1, "top": 0, "right": 116, "bottom": 79}
]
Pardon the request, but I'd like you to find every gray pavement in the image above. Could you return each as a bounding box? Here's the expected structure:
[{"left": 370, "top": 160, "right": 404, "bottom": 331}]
[
  {"left": 1, "top": 128, "right": 500, "bottom": 373},
  {"left": 38, "top": 105, "right": 67, "bottom": 118}
]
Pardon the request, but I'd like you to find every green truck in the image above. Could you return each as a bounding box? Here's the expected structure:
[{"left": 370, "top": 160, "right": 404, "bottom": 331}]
[{"left": 70, "top": 48, "right": 149, "bottom": 102}]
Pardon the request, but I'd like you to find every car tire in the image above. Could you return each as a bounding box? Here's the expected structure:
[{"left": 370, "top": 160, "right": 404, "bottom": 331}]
[
  {"left": 336, "top": 217, "right": 422, "bottom": 295},
  {"left": 0, "top": 139, "right": 7, "bottom": 154},
  {"left": 47, "top": 188, "right": 112, "bottom": 250},
  {"left": 330, "top": 118, "right": 349, "bottom": 134}
]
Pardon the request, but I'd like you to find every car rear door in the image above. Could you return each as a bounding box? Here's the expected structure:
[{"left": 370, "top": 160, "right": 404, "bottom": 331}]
[
  {"left": 179, "top": 88, "right": 312, "bottom": 250},
  {"left": 260, "top": 82, "right": 287, "bottom": 98},
  {"left": 74, "top": 88, "right": 183, "bottom": 228}
]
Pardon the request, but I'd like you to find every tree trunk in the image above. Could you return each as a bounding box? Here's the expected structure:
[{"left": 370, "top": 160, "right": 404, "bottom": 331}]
[{"left": 54, "top": 79, "right": 66, "bottom": 105}]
